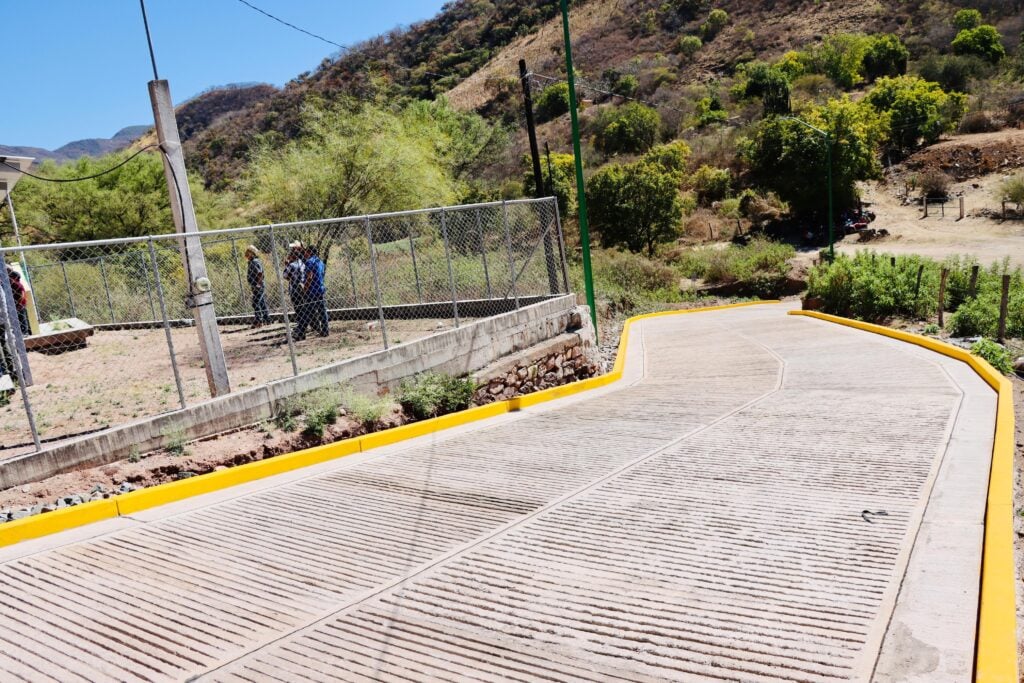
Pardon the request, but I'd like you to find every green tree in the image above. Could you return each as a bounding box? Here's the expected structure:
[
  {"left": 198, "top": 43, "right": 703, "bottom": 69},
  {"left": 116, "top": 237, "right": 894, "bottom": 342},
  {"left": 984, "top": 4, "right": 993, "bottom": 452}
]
[
  {"left": 246, "top": 100, "right": 475, "bottom": 255},
  {"left": 589, "top": 162, "right": 683, "bottom": 256},
  {"left": 524, "top": 152, "right": 577, "bottom": 216},
  {"left": 810, "top": 33, "right": 872, "bottom": 89},
  {"left": 701, "top": 9, "right": 729, "bottom": 40},
  {"left": 690, "top": 165, "right": 731, "bottom": 204},
  {"left": 865, "top": 76, "right": 968, "bottom": 153},
  {"left": 863, "top": 34, "right": 909, "bottom": 80},
  {"left": 739, "top": 61, "right": 792, "bottom": 114},
  {"left": 916, "top": 53, "right": 991, "bottom": 92},
  {"left": 743, "top": 98, "right": 884, "bottom": 214},
  {"left": 593, "top": 103, "right": 661, "bottom": 155},
  {"left": 640, "top": 141, "right": 692, "bottom": 175},
  {"left": 694, "top": 92, "right": 728, "bottom": 126},
  {"left": 952, "top": 25, "right": 1006, "bottom": 64},
  {"left": 953, "top": 9, "right": 982, "bottom": 31},
  {"left": 534, "top": 82, "right": 571, "bottom": 122}
]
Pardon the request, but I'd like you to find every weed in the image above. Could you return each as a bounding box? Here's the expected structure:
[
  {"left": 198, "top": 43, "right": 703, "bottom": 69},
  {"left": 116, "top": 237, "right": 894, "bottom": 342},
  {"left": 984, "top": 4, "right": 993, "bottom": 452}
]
[
  {"left": 399, "top": 373, "right": 476, "bottom": 420},
  {"left": 343, "top": 389, "right": 393, "bottom": 431},
  {"left": 970, "top": 338, "right": 1014, "bottom": 375},
  {"left": 128, "top": 447, "right": 141, "bottom": 464},
  {"left": 161, "top": 428, "right": 189, "bottom": 456},
  {"left": 923, "top": 323, "right": 940, "bottom": 335}
]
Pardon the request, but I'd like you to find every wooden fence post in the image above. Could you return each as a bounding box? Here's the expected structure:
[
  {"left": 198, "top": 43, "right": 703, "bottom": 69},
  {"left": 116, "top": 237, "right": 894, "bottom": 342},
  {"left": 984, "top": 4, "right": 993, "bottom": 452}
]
[
  {"left": 997, "top": 274, "right": 1010, "bottom": 343},
  {"left": 968, "top": 265, "right": 980, "bottom": 299},
  {"left": 938, "top": 268, "right": 948, "bottom": 328},
  {"left": 958, "top": 196, "right": 965, "bottom": 221},
  {"left": 890, "top": 256, "right": 896, "bottom": 269}
]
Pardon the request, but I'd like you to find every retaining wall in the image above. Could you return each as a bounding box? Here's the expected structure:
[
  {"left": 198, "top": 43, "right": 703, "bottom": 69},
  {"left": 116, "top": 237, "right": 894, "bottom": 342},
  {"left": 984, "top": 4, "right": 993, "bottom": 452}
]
[{"left": 0, "top": 295, "right": 584, "bottom": 490}]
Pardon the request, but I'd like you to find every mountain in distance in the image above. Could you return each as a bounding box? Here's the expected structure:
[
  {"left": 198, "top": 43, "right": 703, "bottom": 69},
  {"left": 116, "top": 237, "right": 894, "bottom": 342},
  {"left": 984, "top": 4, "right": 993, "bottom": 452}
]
[{"left": 0, "top": 125, "right": 150, "bottom": 164}]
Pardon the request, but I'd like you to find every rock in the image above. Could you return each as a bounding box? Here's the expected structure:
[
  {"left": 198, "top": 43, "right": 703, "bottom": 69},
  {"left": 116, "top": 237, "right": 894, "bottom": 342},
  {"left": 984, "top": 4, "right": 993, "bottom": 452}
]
[
  {"left": 365, "top": 321, "right": 379, "bottom": 331},
  {"left": 505, "top": 372, "right": 516, "bottom": 384},
  {"left": 117, "top": 483, "right": 136, "bottom": 494},
  {"left": 11, "top": 508, "right": 30, "bottom": 521},
  {"left": 516, "top": 367, "right": 528, "bottom": 380},
  {"left": 488, "top": 383, "right": 505, "bottom": 395},
  {"left": 214, "top": 465, "right": 229, "bottom": 472},
  {"left": 1014, "top": 356, "right": 1024, "bottom": 376}
]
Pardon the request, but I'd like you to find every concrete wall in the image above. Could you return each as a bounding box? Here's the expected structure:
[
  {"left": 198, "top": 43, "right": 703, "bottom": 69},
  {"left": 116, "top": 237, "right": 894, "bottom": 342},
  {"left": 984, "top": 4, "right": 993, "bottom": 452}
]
[{"left": 0, "top": 295, "right": 584, "bottom": 491}]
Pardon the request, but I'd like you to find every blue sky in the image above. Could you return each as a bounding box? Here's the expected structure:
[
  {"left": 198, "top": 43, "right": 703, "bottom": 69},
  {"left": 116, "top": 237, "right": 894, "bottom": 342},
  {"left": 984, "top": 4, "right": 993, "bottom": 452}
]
[{"left": 3, "top": 0, "right": 447, "bottom": 150}]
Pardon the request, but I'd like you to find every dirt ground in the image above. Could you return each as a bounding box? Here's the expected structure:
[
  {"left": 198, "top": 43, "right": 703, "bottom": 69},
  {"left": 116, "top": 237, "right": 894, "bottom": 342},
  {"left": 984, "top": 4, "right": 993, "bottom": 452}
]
[{"left": 0, "top": 317, "right": 461, "bottom": 458}]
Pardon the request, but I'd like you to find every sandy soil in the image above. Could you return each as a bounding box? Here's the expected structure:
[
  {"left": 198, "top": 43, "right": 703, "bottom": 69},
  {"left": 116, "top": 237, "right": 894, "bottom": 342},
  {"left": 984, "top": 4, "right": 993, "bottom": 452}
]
[{"left": 0, "top": 317, "right": 461, "bottom": 458}]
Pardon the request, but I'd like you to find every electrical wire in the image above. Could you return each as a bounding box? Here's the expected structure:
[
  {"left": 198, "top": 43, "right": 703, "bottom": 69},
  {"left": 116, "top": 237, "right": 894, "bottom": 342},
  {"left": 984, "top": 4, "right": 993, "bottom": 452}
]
[
  {"left": 0, "top": 145, "right": 161, "bottom": 183},
  {"left": 529, "top": 71, "right": 689, "bottom": 114}
]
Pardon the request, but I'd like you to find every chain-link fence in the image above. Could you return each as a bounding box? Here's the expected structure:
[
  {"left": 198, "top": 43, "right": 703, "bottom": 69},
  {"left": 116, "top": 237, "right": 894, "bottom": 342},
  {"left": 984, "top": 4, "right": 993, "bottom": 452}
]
[{"left": 0, "top": 197, "right": 567, "bottom": 457}]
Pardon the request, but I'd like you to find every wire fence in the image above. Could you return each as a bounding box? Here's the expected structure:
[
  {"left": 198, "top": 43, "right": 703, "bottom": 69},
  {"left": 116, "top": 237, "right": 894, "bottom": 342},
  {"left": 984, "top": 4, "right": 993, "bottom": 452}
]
[{"left": 0, "top": 197, "right": 567, "bottom": 457}]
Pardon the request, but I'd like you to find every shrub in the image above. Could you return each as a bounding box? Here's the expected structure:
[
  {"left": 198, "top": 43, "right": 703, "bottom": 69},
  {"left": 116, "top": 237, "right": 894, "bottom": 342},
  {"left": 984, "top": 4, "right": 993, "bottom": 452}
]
[
  {"left": 342, "top": 389, "right": 393, "bottom": 431},
  {"left": 524, "top": 151, "right": 576, "bottom": 216},
  {"left": 958, "top": 110, "right": 1001, "bottom": 133},
  {"left": 953, "top": 9, "right": 982, "bottom": 31},
  {"left": 535, "top": 82, "right": 571, "bottom": 122},
  {"left": 738, "top": 61, "right": 791, "bottom": 114},
  {"left": 805, "top": 252, "right": 939, "bottom": 320},
  {"left": 300, "top": 389, "right": 343, "bottom": 439},
  {"left": 694, "top": 94, "right": 728, "bottom": 126},
  {"left": 917, "top": 169, "right": 952, "bottom": 199},
  {"left": 917, "top": 53, "right": 991, "bottom": 92},
  {"left": 865, "top": 76, "right": 968, "bottom": 153},
  {"left": 701, "top": 9, "right": 729, "bottom": 40},
  {"left": 640, "top": 140, "right": 691, "bottom": 174},
  {"left": 589, "top": 161, "right": 683, "bottom": 255},
  {"left": 952, "top": 25, "right": 1006, "bottom": 64},
  {"left": 999, "top": 174, "right": 1024, "bottom": 207},
  {"left": 970, "top": 338, "right": 1014, "bottom": 375},
  {"left": 587, "top": 248, "right": 681, "bottom": 309},
  {"left": 613, "top": 74, "right": 639, "bottom": 98},
  {"left": 677, "top": 35, "right": 703, "bottom": 58},
  {"left": 690, "top": 165, "right": 731, "bottom": 204},
  {"left": 863, "top": 34, "right": 909, "bottom": 80},
  {"left": 593, "top": 102, "right": 661, "bottom": 154},
  {"left": 398, "top": 373, "right": 475, "bottom": 420},
  {"left": 809, "top": 33, "right": 872, "bottom": 89},
  {"left": 674, "top": 237, "right": 794, "bottom": 295}
]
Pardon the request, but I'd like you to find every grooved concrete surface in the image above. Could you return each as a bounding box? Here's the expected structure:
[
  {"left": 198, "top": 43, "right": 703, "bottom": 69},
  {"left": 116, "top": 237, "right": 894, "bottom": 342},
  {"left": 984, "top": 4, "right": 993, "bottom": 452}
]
[{"left": 0, "top": 304, "right": 997, "bottom": 682}]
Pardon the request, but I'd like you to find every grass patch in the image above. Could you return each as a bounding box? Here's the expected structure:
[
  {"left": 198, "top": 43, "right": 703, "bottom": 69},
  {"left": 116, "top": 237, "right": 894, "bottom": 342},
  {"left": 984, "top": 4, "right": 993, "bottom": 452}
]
[{"left": 398, "top": 372, "right": 476, "bottom": 420}]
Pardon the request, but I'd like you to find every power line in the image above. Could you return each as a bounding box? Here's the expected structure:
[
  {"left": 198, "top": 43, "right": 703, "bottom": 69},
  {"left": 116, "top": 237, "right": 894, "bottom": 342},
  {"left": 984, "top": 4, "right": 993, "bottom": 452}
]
[
  {"left": 529, "top": 72, "right": 689, "bottom": 114},
  {"left": 0, "top": 145, "right": 162, "bottom": 183}
]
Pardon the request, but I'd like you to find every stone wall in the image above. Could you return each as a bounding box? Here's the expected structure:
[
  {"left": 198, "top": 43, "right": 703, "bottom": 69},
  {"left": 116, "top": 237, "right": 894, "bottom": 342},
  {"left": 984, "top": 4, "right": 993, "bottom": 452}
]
[{"left": 472, "top": 310, "right": 600, "bottom": 402}]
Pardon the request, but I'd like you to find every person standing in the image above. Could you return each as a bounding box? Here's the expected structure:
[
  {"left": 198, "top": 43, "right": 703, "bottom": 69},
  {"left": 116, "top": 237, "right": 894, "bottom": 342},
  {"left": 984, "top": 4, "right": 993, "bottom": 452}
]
[
  {"left": 7, "top": 267, "right": 29, "bottom": 336},
  {"left": 303, "top": 245, "right": 328, "bottom": 338},
  {"left": 244, "top": 246, "right": 271, "bottom": 328},
  {"left": 283, "top": 242, "right": 306, "bottom": 335}
]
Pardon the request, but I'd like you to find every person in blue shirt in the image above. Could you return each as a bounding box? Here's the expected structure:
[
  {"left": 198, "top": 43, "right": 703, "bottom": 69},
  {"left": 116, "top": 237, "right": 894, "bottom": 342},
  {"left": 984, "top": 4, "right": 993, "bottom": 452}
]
[{"left": 294, "top": 244, "right": 328, "bottom": 339}]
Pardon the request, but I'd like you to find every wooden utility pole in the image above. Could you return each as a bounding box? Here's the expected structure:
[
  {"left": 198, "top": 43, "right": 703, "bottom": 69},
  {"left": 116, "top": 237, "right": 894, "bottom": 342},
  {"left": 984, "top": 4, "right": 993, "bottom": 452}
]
[
  {"left": 519, "top": 59, "right": 560, "bottom": 295},
  {"left": 149, "top": 80, "right": 230, "bottom": 397}
]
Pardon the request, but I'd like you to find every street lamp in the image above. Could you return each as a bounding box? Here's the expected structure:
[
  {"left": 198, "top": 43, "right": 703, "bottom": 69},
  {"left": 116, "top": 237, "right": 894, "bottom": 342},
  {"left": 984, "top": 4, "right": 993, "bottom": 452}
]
[{"left": 782, "top": 116, "right": 834, "bottom": 260}]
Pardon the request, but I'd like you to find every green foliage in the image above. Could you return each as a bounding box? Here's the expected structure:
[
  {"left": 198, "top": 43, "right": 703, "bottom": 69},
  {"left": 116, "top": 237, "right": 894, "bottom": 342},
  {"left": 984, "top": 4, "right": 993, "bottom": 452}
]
[
  {"left": 525, "top": 151, "right": 577, "bottom": 216},
  {"left": 952, "top": 25, "right": 1006, "bottom": 64},
  {"left": 534, "top": 82, "right": 571, "bottom": 122},
  {"left": 592, "top": 103, "right": 661, "bottom": 155},
  {"left": 4, "top": 151, "right": 229, "bottom": 244},
  {"left": 612, "top": 74, "right": 640, "bottom": 98},
  {"left": 916, "top": 54, "right": 991, "bottom": 93},
  {"left": 589, "top": 160, "right": 683, "bottom": 256},
  {"left": 970, "top": 339, "right": 1014, "bottom": 375},
  {"left": 701, "top": 9, "right": 729, "bottom": 40},
  {"left": 862, "top": 34, "right": 910, "bottom": 80},
  {"left": 675, "top": 237, "right": 794, "bottom": 289},
  {"left": 923, "top": 323, "right": 941, "bottom": 335},
  {"left": 809, "top": 33, "right": 872, "bottom": 89},
  {"left": 948, "top": 262, "right": 1023, "bottom": 338},
  {"left": 161, "top": 428, "right": 189, "bottom": 457},
  {"left": 300, "top": 389, "right": 343, "bottom": 439},
  {"left": 953, "top": 9, "right": 982, "bottom": 31},
  {"left": 738, "top": 61, "right": 792, "bottom": 114},
  {"left": 999, "top": 173, "right": 1024, "bottom": 206},
  {"left": 246, "top": 99, "right": 474, "bottom": 230},
  {"left": 690, "top": 165, "right": 731, "bottom": 204},
  {"left": 743, "top": 97, "right": 883, "bottom": 213},
  {"left": 694, "top": 94, "right": 728, "bottom": 127},
  {"left": 775, "top": 51, "right": 809, "bottom": 81},
  {"left": 640, "top": 140, "right": 692, "bottom": 175},
  {"left": 398, "top": 372, "right": 475, "bottom": 420},
  {"left": 342, "top": 389, "right": 393, "bottom": 430},
  {"left": 806, "top": 252, "right": 940, "bottom": 320},
  {"left": 677, "top": 35, "right": 703, "bottom": 58},
  {"left": 586, "top": 248, "right": 681, "bottom": 308},
  {"left": 865, "top": 76, "right": 968, "bottom": 153}
]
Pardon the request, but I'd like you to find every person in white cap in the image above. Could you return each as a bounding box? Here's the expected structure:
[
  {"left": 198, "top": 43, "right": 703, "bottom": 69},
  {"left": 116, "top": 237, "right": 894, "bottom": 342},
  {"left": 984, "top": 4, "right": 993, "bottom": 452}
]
[
  {"left": 244, "top": 245, "right": 271, "bottom": 328},
  {"left": 283, "top": 242, "right": 306, "bottom": 334}
]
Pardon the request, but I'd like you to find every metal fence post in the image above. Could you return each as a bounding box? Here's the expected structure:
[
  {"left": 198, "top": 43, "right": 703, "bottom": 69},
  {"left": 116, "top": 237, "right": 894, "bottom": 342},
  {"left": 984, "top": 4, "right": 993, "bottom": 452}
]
[
  {"left": 0, "top": 267, "right": 41, "bottom": 452},
  {"left": 98, "top": 256, "right": 116, "bottom": 324},
  {"left": 365, "top": 217, "right": 389, "bottom": 349},
  {"left": 476, "top": 207, "right": 493, "bottom": 299},
  {"left": 407, "top": 220, "right": 424, "bottom": 304},
  {"left": 502, "top": 200, "right": 520, "bottom": 309},
  {"left": 268, "top": 224, "right": 299, "bottom": 377},
  {"left": 148, "top": 238, "right": 187, "bottom": 410},
  {"left": 553, "top": 198, "right": 570, "bottom": 294},
  {"left": 230, "top": 239, "right": 245, "bottom": 313},
  {"left": 59, "top": 260, "right": 77, "bottom": 319},
  {"left": 440, "top": 208, "right": 460, "bottom": 327}
]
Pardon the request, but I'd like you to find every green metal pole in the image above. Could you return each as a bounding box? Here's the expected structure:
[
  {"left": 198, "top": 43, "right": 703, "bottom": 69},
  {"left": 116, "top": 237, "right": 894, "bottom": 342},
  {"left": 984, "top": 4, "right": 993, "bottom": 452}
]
[
  {"left": 826, "top": 133, "right": 834, "bottom": 260},
  {"left": 559, "top": 0, "right": 597, "bottom": 332}
]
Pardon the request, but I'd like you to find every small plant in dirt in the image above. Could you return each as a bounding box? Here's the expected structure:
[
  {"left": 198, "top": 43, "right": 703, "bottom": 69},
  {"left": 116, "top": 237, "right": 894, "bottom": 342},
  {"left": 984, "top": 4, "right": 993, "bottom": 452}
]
[
  {"left": 128, "top": 447, "right": 141, "bottom": 464},
  {"left": 999, "top": 174, "right": 1024, "bottom": 211},
  {"left": 970, "top": 338, "right": 1014, "bottom": 375},
  {"left": 342, "top": 389, "right": 393, "bottom": 431},
  {"left": 301, "top": 389, "right": 344, "bottom": 439},
  {"left": 398, "top": 373, "right": 476, "bottom": 420},
  {"left": 922, "top": 323, "right": 940, "bottom": 335},
  {"left": 161, "top": 428, "right": 189, "bottom": 457}
]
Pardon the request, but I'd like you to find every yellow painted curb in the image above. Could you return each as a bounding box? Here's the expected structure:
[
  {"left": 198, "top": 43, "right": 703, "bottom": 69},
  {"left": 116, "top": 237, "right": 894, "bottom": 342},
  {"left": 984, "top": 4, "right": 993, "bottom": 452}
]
[
  {"left": 790, "top": 310, "right": 1018, "bottom": 683},
  {"left": 0, "top": 300, "right": 779, "bottom": 549}
]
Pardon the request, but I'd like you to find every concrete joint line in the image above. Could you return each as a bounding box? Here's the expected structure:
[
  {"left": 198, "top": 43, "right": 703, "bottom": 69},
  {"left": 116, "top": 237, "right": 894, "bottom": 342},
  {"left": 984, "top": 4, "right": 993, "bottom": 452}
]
[{"left": 192, "top": 319, "right": 788, "bottom": 681}]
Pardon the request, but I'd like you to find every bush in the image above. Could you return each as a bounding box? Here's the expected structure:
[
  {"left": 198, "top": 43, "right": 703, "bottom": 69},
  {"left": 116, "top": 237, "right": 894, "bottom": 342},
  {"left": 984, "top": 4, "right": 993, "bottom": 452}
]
[
  {"left": 593, "top": 102, "right": 661, "bottom": 154},
  {"left": 640, "top": 140, "right": 691, "bottom": 175},
  {"left": 398, "top": 373, "right": 475, "bottom": 420},
  {"left": 342, "top": 389, "right": 393, "bottom": 431},
  {"left": 524, "top": 151, "right": 576, "bottom": 216},
  {"left": 970, "top": 338, "right": 1014, "bottom": 374},
  {"left": 953, "top": 9, "right": 982, "bottom": 31},
  {"left": 865, "top": 76, "right": 968, "bottom": 153},
  {"left": 535, "top": 82, "right": 571, "bottom": 122},
  {"left": 805, "top": 252, "right": 939, "bottom": 320},
  {"left": 999, "top": 174, "right": 1024, "bottom": 207},
  {"left": 587, "top": 248, "right": 681, "bottom": 308},
  {"left": 677, "top": 35, "right": 703, "bottom": 58},
  {"left": 952, "top": 25, "right": 1006, "bottom": 64},
  {"left": 917, "top": 169, "right": 952, "bottom": 199},
  {"left": 738, "top": 61, "right": 791, "bottom": 114},
  {"left": 674, "top": 237, "right": 794, "bottom": 295},
  {"left": 612, "top": 74, "right": 639, "bottom": 98},
  {"left": 810, "top": 33, "right": 872, "bottom": 89},
  {"left": 589, "top": 160, "right": 683, "bottom": 255},
  {"left": 958, "top": 110, "right": 1001, "bottom": 133},
  {"left": 863, "top": 34, "right": 909, "bottom": 80},
  {"left": 690, "top": 165, "right": 731, "bottom": 204},
  {"left": 917, "top": 53, "right": 991, "bottom": 93},
  {"left": 694, "top": 94, "right": 728, "bottom": 126},
  {"left": 701, "top": 9, "right": 729, "bottom": 40}
]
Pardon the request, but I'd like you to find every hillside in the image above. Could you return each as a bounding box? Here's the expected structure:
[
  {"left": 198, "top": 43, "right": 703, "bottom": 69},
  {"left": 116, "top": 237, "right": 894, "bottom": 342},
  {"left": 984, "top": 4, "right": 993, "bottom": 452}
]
[{"left": 0, "top": 125, "right": 149, "bottom": 163}]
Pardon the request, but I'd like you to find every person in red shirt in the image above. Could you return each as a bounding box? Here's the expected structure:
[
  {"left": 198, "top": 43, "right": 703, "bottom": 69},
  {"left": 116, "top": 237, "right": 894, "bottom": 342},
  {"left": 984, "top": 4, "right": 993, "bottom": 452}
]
[{"left": 6, "top": 266, "right": 29, "bottom": 336}]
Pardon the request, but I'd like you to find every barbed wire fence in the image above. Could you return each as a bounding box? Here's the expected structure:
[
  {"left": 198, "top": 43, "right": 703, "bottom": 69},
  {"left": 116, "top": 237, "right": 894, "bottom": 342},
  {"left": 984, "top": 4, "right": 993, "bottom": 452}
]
[{"left": 0, "top": 197, "right": 567, "bottom": 458}]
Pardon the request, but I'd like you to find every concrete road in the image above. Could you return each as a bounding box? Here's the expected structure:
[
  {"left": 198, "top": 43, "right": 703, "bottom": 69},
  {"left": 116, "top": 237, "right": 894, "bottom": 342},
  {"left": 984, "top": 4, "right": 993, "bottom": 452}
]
[{"left": 0, "top": 304, "right": 996, "bottom": 682}]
